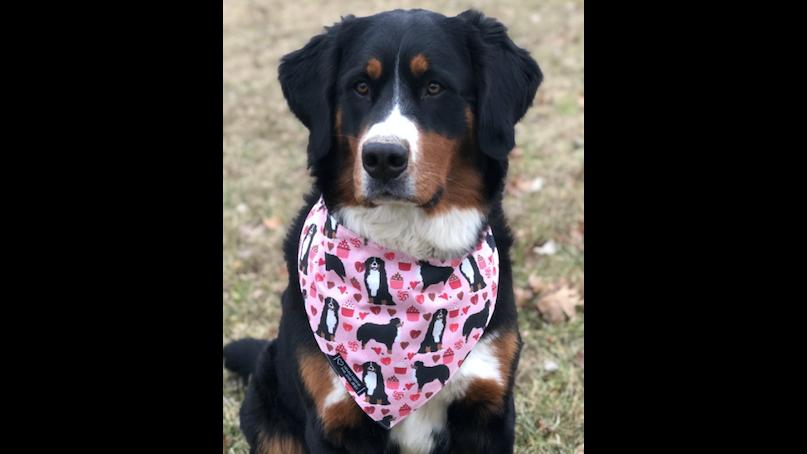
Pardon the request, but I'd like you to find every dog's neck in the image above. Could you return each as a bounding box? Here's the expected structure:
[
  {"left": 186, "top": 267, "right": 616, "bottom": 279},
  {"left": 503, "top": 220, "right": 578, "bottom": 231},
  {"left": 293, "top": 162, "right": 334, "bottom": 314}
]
[{"left": 333, "top": 203, "right": 485, "bottom": 261}]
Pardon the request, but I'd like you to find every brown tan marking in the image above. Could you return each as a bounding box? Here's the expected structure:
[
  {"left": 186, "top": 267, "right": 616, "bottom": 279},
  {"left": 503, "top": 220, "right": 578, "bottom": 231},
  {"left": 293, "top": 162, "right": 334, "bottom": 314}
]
[
  {"left": 410, "top": 53, "right": 429, "bottom": 76},
  {"left": 463, "top": 378, "right": 507, "bottom": 414},
  {"left": 493, "top": 330, "right": 521, "bottom": 385},
  {"left": 366, "top": 58, "right": 382, "bottom": 80},
  {"left": 463, "top": 331, "right": 521, "bottom": 416},
  {"left": 414, "top": 131, "right": 485, "bottom": 215},
  {"left": 257, "top": 432, "right": 305, "bottom": 454},
  {"left": 298, "top": 352, "right": 362, "bottom": 439}
]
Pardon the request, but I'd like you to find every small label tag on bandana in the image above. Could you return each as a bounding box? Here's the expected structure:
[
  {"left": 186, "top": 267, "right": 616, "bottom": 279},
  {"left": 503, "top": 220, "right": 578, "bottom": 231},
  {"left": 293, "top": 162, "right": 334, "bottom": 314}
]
[{"left": 327, "top": 353, "right": 367, "bottom": 395}]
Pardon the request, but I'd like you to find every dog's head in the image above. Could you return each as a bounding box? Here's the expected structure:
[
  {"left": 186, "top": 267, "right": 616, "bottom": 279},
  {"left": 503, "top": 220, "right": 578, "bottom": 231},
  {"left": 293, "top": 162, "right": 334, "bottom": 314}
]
[
  {"left": 279, "top": 9, "right": 541, "bottom": 215},
  {"left": 434, "top": 308, "right": 447, "bottom": 321},
  {"left": 365, "top": 256, "right": 383, "bottom": 271},
  {"left": 325, "top": 297, "right": 339, "bottom": 312}
]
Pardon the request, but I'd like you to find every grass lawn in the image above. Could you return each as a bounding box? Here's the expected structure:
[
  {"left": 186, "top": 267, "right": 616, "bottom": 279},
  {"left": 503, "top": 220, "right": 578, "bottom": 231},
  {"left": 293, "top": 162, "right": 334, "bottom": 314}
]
[{"left": 224, "top": 1, "right": 583, "bottom": 452}]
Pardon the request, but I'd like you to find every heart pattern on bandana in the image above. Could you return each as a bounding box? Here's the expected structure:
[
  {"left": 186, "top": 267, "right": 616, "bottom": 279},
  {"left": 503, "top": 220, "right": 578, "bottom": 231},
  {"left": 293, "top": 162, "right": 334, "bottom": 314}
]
[{"left": 300, "top": 196, "right": 498, "bottom": 429}]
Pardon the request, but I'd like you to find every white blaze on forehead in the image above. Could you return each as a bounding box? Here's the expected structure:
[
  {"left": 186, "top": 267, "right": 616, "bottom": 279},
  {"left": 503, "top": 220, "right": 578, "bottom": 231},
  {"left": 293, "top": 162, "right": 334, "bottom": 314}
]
[
  {"left": 358, "top": 51, "right": 420, "bottom": 163},
  {"left": 358, "top": 105, "right": 420, "bottom": 163}
]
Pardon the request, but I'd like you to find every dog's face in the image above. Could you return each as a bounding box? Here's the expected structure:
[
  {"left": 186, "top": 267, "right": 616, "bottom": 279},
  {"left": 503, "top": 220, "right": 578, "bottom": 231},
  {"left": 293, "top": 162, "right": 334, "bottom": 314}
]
[
  {"left": 434, "top": 309, "right": 446, "bottom": 321},
  {"left": 326, "top": 298, "right": 338, "bottom": 311},
  {"left": 391, "top": 317, "right": 401, "bottom": 327},
  {"left": 366, "top": 257, "right": 381, "bottom": 271},
  {"left": 279, "top": 9, "right": 541, "bottom": 215},
  {"left": 365, "top": 362, "right": 377, "bottom": 373}
]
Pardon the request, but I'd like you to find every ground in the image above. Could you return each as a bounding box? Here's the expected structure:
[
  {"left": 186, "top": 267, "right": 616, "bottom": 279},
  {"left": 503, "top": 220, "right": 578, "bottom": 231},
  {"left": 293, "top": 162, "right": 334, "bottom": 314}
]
[{"left": 223, "top": 0, "right": 583, "bottom": 452}]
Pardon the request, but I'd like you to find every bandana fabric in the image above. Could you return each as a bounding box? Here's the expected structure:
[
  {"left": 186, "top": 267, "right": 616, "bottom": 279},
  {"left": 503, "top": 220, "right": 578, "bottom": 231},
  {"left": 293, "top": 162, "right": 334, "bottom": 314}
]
[{"left": 298, "top": 197, "right": 499, "bottom": 429}]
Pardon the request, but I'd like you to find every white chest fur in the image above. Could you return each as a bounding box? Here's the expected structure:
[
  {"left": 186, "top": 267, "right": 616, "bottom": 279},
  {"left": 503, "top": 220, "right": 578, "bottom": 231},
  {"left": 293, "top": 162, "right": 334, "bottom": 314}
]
[
  {"left": 365, "top": 371, "right": 377, "bottom": 396},
  {"left": 367, "top": 269, "right": 381, "bottom": 296},
  {"left": 326, "top": 308, "right": 337, "bottom": 334},
  {"left": 460, "top": 257, "right": 475, "bottom": 284},
  {"left": 432, "top": 318, "right": 444, "bottom": 343},
  {"left": 389, "top": 332, "right": 504, "bottom": 454},
  {"left": 335, "top": 204, "right": 484, "bottom": 261}
]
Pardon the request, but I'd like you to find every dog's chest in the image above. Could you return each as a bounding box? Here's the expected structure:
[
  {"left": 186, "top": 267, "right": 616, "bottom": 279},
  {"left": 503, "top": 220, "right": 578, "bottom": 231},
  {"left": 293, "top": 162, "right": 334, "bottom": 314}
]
[
  {"left": 365, "top": 371, "right": 377, "bottom": 395},
  {"left": 388, "top": 333, "right": 503, "bottom": 454},
  {"left": 367, "top": 269, "right": 381, "bottom": 295},
  {"left": 326, "top": 308, "right": 337, "bottom": 333},
  {"left": 432, "top": 319, "right": 444, "bottom": 342}
]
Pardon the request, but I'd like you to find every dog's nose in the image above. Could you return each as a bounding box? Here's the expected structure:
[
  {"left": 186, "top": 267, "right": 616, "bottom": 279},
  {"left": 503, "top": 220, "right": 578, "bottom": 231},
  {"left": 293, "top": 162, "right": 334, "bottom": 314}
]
[{"left": 362, "top": 142, "right": 408, "bottom": 183}]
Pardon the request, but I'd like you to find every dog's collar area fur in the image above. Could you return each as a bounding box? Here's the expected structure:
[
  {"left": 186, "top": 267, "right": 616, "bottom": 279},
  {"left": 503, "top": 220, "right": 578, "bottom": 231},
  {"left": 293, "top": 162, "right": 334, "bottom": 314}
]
[
  {"left": 333, "top": 202, "right": 486, "bottom": 262},
  {"left": 298, "top": 196, "right": 500, "bottom": 428}
]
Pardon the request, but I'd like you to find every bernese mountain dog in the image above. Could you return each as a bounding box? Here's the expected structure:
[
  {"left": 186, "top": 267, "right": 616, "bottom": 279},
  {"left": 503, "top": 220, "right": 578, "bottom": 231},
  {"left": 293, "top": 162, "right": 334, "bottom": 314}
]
[{"left": 224, "top": 8, "right": 542, "bottom": 453}]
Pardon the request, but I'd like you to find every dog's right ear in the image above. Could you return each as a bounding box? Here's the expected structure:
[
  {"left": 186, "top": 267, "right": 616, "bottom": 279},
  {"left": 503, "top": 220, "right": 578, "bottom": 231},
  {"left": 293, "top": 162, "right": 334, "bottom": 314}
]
[{"left": 279, "top": 17, "right": 354, "bottom": 167}]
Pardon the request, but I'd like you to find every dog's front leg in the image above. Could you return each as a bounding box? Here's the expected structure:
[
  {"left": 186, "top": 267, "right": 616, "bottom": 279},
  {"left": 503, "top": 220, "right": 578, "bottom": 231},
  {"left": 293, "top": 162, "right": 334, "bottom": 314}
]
[
  {"left": 303, "top": 415, "right": 347, "bottom": 454},
  {"left": 445, "top": 392, "right": 517, "bottom": 454},
  {"left": 304, "top": 412, "right": 395, "bottom": 454}
]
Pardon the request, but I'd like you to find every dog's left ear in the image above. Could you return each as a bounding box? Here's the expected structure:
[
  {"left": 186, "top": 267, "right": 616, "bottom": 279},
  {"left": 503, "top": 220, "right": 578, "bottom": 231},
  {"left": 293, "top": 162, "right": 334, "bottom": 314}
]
[
  {"left": 279, "top": 16, "right": 354, "bottom": 167},
  {"left": 457, "top": 10, "right": 543, "bottom": 161}
]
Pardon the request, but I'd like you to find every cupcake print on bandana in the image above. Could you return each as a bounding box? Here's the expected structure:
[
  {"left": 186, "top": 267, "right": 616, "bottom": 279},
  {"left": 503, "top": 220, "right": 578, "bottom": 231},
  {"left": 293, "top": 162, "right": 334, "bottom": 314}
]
[{"left": 299, "top": 196, "right": 499, "bottom": 429}]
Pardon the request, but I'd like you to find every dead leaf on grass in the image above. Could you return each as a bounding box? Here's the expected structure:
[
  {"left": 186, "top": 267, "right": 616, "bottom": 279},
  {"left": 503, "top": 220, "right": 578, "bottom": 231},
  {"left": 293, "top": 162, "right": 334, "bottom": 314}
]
[
  {"left": 262, "top": 217, "right": 282, "bottom": 230},
  {"left": 514, "top": 287, "right": 534, "bottom": 309},
  {"left": 536, "top": 286, "right": 583, "bottom": 323},
  {"left": 528, "top": 274, "right": 548, "bottom": 294},
  {"left": 534, "top": 240, "right": 558, "bottom": 256}
]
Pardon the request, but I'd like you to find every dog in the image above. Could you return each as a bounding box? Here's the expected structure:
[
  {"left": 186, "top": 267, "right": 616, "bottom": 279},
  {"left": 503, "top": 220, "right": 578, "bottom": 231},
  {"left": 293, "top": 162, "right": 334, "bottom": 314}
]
[
  {"left": 224, "top": 8, "right": 541, "bottom": 453},
  {"left": 315, "top": 297, "right": 339, "bottom": 341},
  {"left": 418, "top": 308, "right": 448, "bottom": 353},
  {"left": 364, "top": 257, "right": 393, "bottom": 305},
  {"left": 412, "top": 360, "right": 450, "bottom": 392},
  {"left": 463, "top": 300, "right": 492, "bottom": 342},
  {"left": 418, "top": 261, "right": 454, "bottom": 291},
  {"left": 356, "top": 317, "right": 401, "bottom": 353},
  {"left": 298, "top": 223, "right": 316, "bottom": 275},
  {"left": 362, "top": 361, "right": 390, "bottom": 405},
  {"left": 324, "top": 252, "right": 346, "bottom": 282},
  {"left": 459, "top": 253, "right": 487, "bottom": 292},
  {"left": 323, "top": 213, "right": 339, "bottom": 238}
]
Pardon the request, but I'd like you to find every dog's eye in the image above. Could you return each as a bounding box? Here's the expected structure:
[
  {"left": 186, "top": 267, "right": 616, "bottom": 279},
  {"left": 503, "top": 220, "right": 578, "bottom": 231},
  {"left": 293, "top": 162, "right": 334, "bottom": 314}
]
[
  {"left": 354, "top": 81, "right": 370, "bottom": 96},
  {"left": 426, "top": 81, "right": 443, "bottom": 96}
]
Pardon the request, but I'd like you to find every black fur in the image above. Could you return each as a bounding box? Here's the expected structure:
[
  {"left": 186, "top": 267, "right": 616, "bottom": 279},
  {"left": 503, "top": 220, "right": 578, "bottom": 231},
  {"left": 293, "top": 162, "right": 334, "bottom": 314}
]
[
  {"left": 324, "top": 252, "right": 346, "bottom": 282},
  {"left": 355, "top": 317, "right": 401, "bottom": 353},
  {"left": 315, "top": 297, "right": 339, "bottom": 341},
  {"left": 419, "top": 261, "right": 454, "bottom": 291},
  {"left": 224, "top": 8, "right": 541, "bottom": 453},
  {"left": 459, "top": 253, "right": 487, "bottom": 292},
  {"left": 462, "top": 300, "right": 491, "bottom": 342},
  {"left": 222, "top": 338, "right": 270, "bottom": 385},
  {"left": 361, "top": 361, "right": 390, "bottom": 405},
  {"left": 364, "top": 257, "right": 393, "bottom": 305},
  {"left": 413, "top": 360, "right": 450, "bottom": 392},
  {"left": 418, "top": 308, "right": 448, "bottom": 353}
]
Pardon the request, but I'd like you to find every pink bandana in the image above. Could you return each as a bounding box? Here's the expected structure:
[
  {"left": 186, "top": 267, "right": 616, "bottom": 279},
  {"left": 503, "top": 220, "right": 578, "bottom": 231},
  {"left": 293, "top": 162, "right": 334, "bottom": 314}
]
[{"left": 299, "top": 197, "right": 500, "bottom": 428}]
